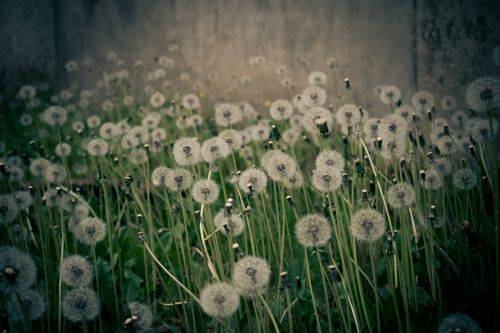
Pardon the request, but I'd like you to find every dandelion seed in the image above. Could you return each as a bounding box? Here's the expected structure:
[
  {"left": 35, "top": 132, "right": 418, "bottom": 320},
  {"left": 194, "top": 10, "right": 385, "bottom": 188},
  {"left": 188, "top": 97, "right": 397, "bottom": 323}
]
[
  {"left": 232, "top": 256, "right": 271, "bottom": 296},
  {"left": 336, "top": 104, "right": 361, "bottom": 128},
  {"left": 86, "top": 115, "right": 101, "bottom": 129},
  {"left": 379, "top": 114, "right": 408, "bottom": 138},
  {"left": 261, "top": 150, "right": 297, "bottom": 181},
  {"left": 121, "top": 134, "right": 140, "bottom": 150},
  {"left": 45, "top": 163, "right": 67, "bottom": 183},
  {"left": 29, "top": 158, "right": 50, "bottom": 177},
  {"left": 215, "top": 103, "right": 242, "bottom": 127},
  {"left": 150, "top": 91, "right": 166, "bottom": 108},
  {"left": 380, "top": 85, "right": 401, "bottom": 104},
  {"left": 453, "top": 168, "right": 477, "bottom": 190},
  {"left": 99, "top": 122, "right": 118, "bottom": 139},
  {"left": 379, "top": 137, "right": 406, "bottom": 160},
  {"left": 424, "top": 169, "right": 443, "bottom": 190},
  {"left": 74, "top": 217, "right": 106, "bottom": 245},
  {"left": 55, "top": 143, "right": 72, "bottom": 157},
  {"left": 62, "top": 288, "right": 100, "bottom": 323},
  {"left": 173, "top": 137, "right": 201, "bottom": 166},
  {"left": 130, "top": 126, "right": 150, "bottom": 144},
  {"left": 250, "top": 124, "right": 271, "bottom": 142},
  {"left": 129, "top": 148, "right": 148, "bottom": 164},
  {"left": 238, "top": 168, "right": 268, "bottom": 194},
  {"left": 269, "top": 99, "right": 294, "bottom": 120},
  {"left": 437, "top": 313, "right": 482, "bottom": 333},
  {"left": 17, "top": 288, "right": 46, "bottom": 320},
  {"left": 42, "top": 106, "right": 67, "bottom": 126},
  {"left": 308, "top": 71, "right": 328, "bottom": 86},
  {"left": 60, "top": 255, "right": 93, "bottom": 287},
  {"left": 142, "top": 112, "right": 161, "bottom": 129},
  {"left": 315, "top": 150, "right": 345, "bottom": 172},
  {"left": 0, "top": 246, "right": 37, "bottom": 293},
  {"left": 350, "top": 209, "right": 385, "bottom": 242},
  {"left": 412, "top": 90, "right": 435, "bottom": 112},
  {"left": 214, "top": 210, "right": 245, "bottom": 236},
  {"left": 465, "top": 76, "right": 500, "bottom": 113},
  {"left": 302, "top": 85, "right": 327, "bottom": 108},
  {"left": 126, "top": 302, "right": 153, "bottom": 332},
  {"left": 151, "top": 128, "right": 167, "bottom": 142},
  {"left": 151, "top": 166, "right": 171, "bottom": 188},
  {"left": 166, "top": 168, "right": 192, "bottom": 192},
  {"left": 386, "top": 182, "right": 416, "bottom": 208},
  {"left": 282, "top": 171, "right": 304, "bottom": 189},
  {"left": 199, "top": 282, "right": 240, "bottom": 318},
  {"left": 201, "top": 137, "right": 231, "bottom": 163},
  {"left": 72, "top": 121, "right": 85, "bottom": 133},
  {"left": 87, "top": 138, "right": 109, "bottom": 156},
  {"left": 311, "top": 167, "right": 342, "bottom": 192},
  {"left": 295, "top": 214, "right": 332, "bottom": 247},
  {"left": 218, "top": 129, "right": 243, "bottom": 151},
  {"left": 192, "top": 179, "right": 219, "bottom": 204},
  {"left": 302, "top": 106, "right": 333, "bottom": 134}
]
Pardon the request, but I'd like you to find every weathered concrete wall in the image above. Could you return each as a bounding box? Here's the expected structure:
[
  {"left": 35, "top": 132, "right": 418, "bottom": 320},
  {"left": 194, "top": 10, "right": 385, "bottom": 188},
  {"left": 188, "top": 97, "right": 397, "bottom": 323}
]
[
  {"left": 416, "top": 0, "right": 500, "bottom": 106},
  {"left": 0, "top": 0, "right": 55, "bottom": 90}
]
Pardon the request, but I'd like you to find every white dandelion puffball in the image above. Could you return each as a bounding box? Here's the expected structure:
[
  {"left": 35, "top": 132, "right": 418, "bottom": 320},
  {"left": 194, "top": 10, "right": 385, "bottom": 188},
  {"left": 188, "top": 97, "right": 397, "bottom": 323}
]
[
  {"left": 60, "top": 255, "right": 93, "bottom": 287},
  {"left": 173, "top": 137, "right": 201, "bottom": 166},
  {"left": 350, "top": 209, "right": 386, "bottom": 242},
  {"left": 465, "top": 76, "right": 500, "bottom": 113},
  {"left": 295, "top": 214, "right": 332, "bottom": 247},
  {"left": 199, "top": 282, "right": 240, "bottom": 318},
  {"left": 214, "top": 210, "right": 245, "bottom": 236},
  {"left": 232, "top": 256, "right": 271, "bottom": 296},
  {"left": 62, "top": 288, "right": 100, "bottom": 323},
  {"left": 238, "top": 168, "right": 268, "bottom": 194},
  {"left": 386, "top": 182, "right": 416, "bottom": 208},
  {"left": 269, "top": 99, "right": 294, "bottom": 120},
  {"left": 192, "top": 179, "right": 220, "bottom": 204}
]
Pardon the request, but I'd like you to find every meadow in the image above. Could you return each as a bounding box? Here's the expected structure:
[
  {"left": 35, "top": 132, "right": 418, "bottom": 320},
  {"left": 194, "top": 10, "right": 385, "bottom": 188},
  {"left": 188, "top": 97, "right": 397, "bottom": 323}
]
[{"left": 0, "top": 49, "right": 499, "bottom": 332}]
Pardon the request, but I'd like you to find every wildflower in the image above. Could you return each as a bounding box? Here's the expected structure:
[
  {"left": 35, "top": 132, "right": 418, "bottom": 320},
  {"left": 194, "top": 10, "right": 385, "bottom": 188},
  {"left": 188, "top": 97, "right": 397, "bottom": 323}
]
[
  {"left": 151, "top": 166, "right": 171, "bottom": 188},
  {"left": 379, "top": 137, "right": 406, "bottom": 160},
  {"left": 433, "top": 157, "right": 452, "bottom": 176},
  {"left": 394, "top": 104, "right": 417, "bottom": 120},
  {"left": 72, "top": 121, "right": 85, "bottom": 133},
  {"left": 45, "top": 163, "right": 67, "bottom": 183},
  {"left": 62, "top": 288, "right": 100, "bottom": 322},
  {"left": 302, "top": 106, "right": 333, "bottom": 134},
  {"left": 150, "top": 91, "right": 166, "bottom": 108},
  {"left": 282, "top": 128, "right": 301, "bottom": 145},
  {"left": 282, "top": 171, "right": 304, "bottom": 189},
  {"left": 86, "top": 115, "right": 101, "bottom": 129},
  {"left": 60, "top": 255, "right": 93, "bottom": 287},
  {"left": 215, "top": 103, "right": 242, "bottom": 127},
  {"left": 65, "top": 60, "right": 78, "bottom": 72},
  {"left": 173, "top": 137, "right": 201, "bottom": 166},
  {"left": 123, "top": 95, "right": 134, "bottom": 106},
  {"left": 302, "top": 85, "right": 327, "bottom": 107},
  {"left": 87, "top": 138, "right": 109, "bottom": 156},
  {"left": 218, "top": 129, "right": 243, "bottom": 151},
  {"left": 8, "top": 166, "right": 24, "bottom": 182},
  {"left": 18, "top": 85, "right": 37, "bottom": 99},
  {"left": 311, "top": 168, "right": 342, "bottom": 193},
  {"left": 424, "top": 169, "right": 443, "bottom": 190},
  {"left": 130, "top": 126, "right": 150, "bottom": 144},
  {"left": 192, "top": 180, "right": 219, "bottom": 204},
  {"left": 380, "top": 85, "right": 401, "bottom": 104},
  {"left": 379, "top": 114, "right": 408, "bottom": 138},
  {"left": 261, "top": 150, "right": 297, "bottom": 181},
  {"left": 129, "top": 148, "right": 148, "bottom": 165},
  {"left": 20, "top": 114, "right": 33, "bottom": 126},
  {"left": 308, "top": 71, "right": 328, "bottom": 86},
  {"left": 295, "top": 214, "right": 332, "bottom": 247},
  {"left": 451, "top": 110, "right": 468, "bottom": 128},
  {"left": 42, "top": 106, "right": 67, "bottom": 126},
  {"left": 99, "top": 122, "right": 119, "bottom": 139},
  {"left": 238, "top": 168, "right": 268, "bottom": 195},
  {"left": 250, "top": 124, "right": 271, "bottom": 142},
  {"left": 30, "top": 158, "right": 50, "bottom": 177},
  {"left": 350, "top": 209, "right": 386, "bottom": 242},
  {"left": 151, "top": 128, "right": 167, "bottom": 142},
  {"left": 201, "top": 137, "right": 231, "bottom": 163},
  {"left": 336, "top": 104, "right": 361, "bottom": 128},
  {"left": 199, "top": 282, "right": 240, "bottom": 318},
  {"left": 232, "top": 256, "right": 271, "bottom": 296},
  {"left": 214, "top": 210, "right": 245, "bottom": 236},
  {"left": 315, "top": 150, "right": 345, "bottom": 172},
  {"left": 0, "top": 246, "right": 37, "bottom": 293},
  {"left": 142, "top": 112, "right": 161, "bottom": 129},
  {"left": 166, "top": 168, "right": 192, "bottom": 192},
  {"left": 441, "top": 95, "right": 457, "bottom": 111},
  {"left": 43, "top": 189, "right": 60, "bottom": 208},
  {"left": 412, "top": 90, "right": 435, "bottom": 112},
  {"left": 126, "top": 302, "right": 153, "bottom": 332},
  {"left": 269, "top": 99, "right": 294, "bottom": 120},
  {"left": 453, "top": 168, "right": 477, "bottom": 190},
  {"left": 74, "top": 217, "right": 106, "bottom": 245},
  {"left": 363, "top": 118, "right": 380, "bottom": 140},
  {"left": 437, "top": 313, "right": 482, "bottom": 333},
  {"left": 121, "top": 134, "right": 140, "bottom": 150},
  {"left": 466, "top": 118, "right": 498, "bottom": 143},
  {"left": 386, "top": 182, "right": 416, "bottom": 208},
  {"left": 17, "top": 288, "right": 46, "bottom": 320},
  {"left": 465, "top": 76, "right": 500, "bottom": 113},
  {"left": 13, "top": 191, "right": 33, "bottom": 210},
  {"left": 55, "top": 143, "right": 72, "bottom": 157}
]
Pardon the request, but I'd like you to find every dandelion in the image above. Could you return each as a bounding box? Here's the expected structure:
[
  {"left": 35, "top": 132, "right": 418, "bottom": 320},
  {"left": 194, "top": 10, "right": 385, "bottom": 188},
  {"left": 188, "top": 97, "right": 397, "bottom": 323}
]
[
  {"left": 436, "top": 135, "right": 458, "bottom": 155},
  {"left": 72, "top": 121, "right": 85, "bottom": 133},
  {"left": 437, "top": 313, "right": 482, "bottom": 333},
  {"left": 20, "top": 114, "right": 33, "bottom": 126},
  {"left": 433, "top": 157, "right": 452, "bottom": 176},
  {"left": 453, "top": 168, "right": 477, "bottom": 190},
  {"left": 192, "top": 179, "right": 219, "bottom": 204},
  {"left": 214, "top": 210, "right": 245, "bottom": 236},
  {"left": 282, "top": 171, "right": 304, "bottom": 189},
  {"left": 151, "top": 128, "right": 167, "bottom": 142},
  {"left": 126, "top": 302, "right": 153, "bottom": 332},
  {"left": 232, "top": 256, "right": 271, "bottom": 296},
  {"left": 250, "top": 124, "right": 271, "bottom": 142},
  {"left": 363, "top": 118, "right": 380, "bottom": 140},
  {"left": 8, "top": 166, "right": 24, "bottom": 182},
  {"left": 466, "top": 118, "right": 498, "bottom": 143},
  {"left": 465, "top": 76, "right": 500, "bottom": 113},
  {"left": 166, "top": 168, "right": 192, "bottom": 192},
  {"left": 379, "top": 114, "right": 408, "bottom": 138},
  {"left": 302, "top": 85, "right": 327, "bottom": 108},
  {"left": 17, "top": 288, "right": 46, "bottom": 320},
  {"left": 411, "top": 90, "right": 435, "bottom": 112},
  {"left": 129, "top": 148, "right": 148, "bottom": 165},
  {"left": 380, "top": 85, "right": 401, "bottom": 104},
  {"left": 336, "top": 104, "right": 361, "bottom": 128},
  {"left": 45, "top": 163, "right": 67, "bottom": 183},
  {"left": 315, "top": 150, "right": 345, "bottom": 172},
  {"left": 13, "top": 191, "right": 33, "bottom": 210},
  {"left": 218, "top": 129, "right": 243, "bottom": 151},
  {"left": 238, "top": 168, "right": 268, "bottom": 195},
  {"left": 350, "top": 209, "right": 386, "bottom": 242},
  {"left": 123, "top": 95, "right": 134, "bottom": 106},
  {"left": 0, "top": 246, "right": 37, "bottom": 293},
  {"left": 312, "top": 167, "right": 342, "bottom": 193},
  {"left": 86, "top": 115, "right": 101, "bottom": 129},
  {"left": 424, "top": 169, "right": 443, "bottom": 190},
  {"left": 295, "top": 214, "right": 332, "bottom": 247},
  {"left": 130, "top": 126, "right": 150, "bottom": 144},
  {"left": 121, "top": 134, "right": 140, "bottom": 150},
  {"left": 151, "top": 166, "right": 171, "bottom": 188},
  {"left": 308, "top": 71, "right": 328, "bottom": 86},
  {"left": 394, "top": 104, "right": 417, "bottom": 120},
  {"left": 99, "top": 122, "right": 118, "bottom": 139},
  {"left": 173, "top": 137, "right": 201, "bottom": 166},
  {"left": 269, "top": 99, "right": 294, "bottom": 120},
  {"left": 62, "top": 288, "right": 100, "bottom": 322},
  {"left": 74, "top": 217, "right": 106, "bottom": 245},
  {"left": 199, "top": 282, "right": 240, "bottom": 318},
  {"left": 302, "top": 106, "right": 333, "bottom": 134},
  {"left": 215, "top": 103, "right": 242, "bottom": 127},
  {"left": 386, "top": 182, "right": 416, "bottom": 208},
  {"left": 18, "top": 85, "right": 37, "bottom": 99},
  {"left": 261, "top": 150, "right": 297, "bottom": 181},
  {"left": 440, "top": 95, "right": 457, "bottom": 111},
  {"left": 43, "top": 189, "right": 60, "bottom": 208},
  {"left": 150, "top": 91, "right": 166, "bottom": 108},
  {"left": 60, "top": 255, "right": 93, "bottom": 287},
  {"left": 142, "top": 112, "right": 161, "bottom": 129},
  {"left": 29, "top": 158, "right": 49, "bottom": 177},
  {"left": 201, "top": 137, "right": 231, "bottom": 163},
  {"left": 55, "top": 143, "right": 72, "bottom": 157},
  {"left": 65, "top": 60, "right": 78, "bottom": 72},
  {"left": 42, "top": 106, "right": 67, "bottom": 126},
  {"left": 87, "top": 138, "right": 109, "bottom": 156},
  {"left": 282, "top": 128, "right": 301, "bottom": 145},
  {"left": 380, "top": 137, "right": 406, "bottom": 160}
]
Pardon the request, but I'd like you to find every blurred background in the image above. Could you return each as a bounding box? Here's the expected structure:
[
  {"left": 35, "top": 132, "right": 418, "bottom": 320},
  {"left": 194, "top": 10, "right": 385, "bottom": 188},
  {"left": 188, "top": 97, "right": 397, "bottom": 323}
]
[{"left": 0, "top": 0, "right": 499, "bottom": 111}]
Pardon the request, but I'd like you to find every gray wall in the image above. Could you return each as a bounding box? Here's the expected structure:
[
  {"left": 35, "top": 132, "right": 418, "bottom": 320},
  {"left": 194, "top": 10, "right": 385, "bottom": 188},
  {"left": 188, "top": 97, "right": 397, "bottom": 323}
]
[{"left": 1, "top": 0, "right": 499, "bottom": 111}]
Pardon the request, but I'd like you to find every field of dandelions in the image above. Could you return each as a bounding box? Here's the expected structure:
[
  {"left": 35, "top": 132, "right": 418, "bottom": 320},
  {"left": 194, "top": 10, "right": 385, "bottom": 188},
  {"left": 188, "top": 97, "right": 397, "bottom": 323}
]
[{"left": 1, "top": 48, "right": 499, "bottom": 333}]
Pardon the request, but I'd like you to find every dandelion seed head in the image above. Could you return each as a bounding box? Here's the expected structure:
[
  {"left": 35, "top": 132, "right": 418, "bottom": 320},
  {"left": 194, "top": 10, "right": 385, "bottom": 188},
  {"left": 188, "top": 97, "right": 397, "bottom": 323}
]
[
  {"left": 166, "top": 168, "right": 192, "bottom": 192},
  {"left": 129, "top": 148, "right": 148, "bottom": 165},
  {"left": 433, "top": 157, "right": 452, "bottom": 176},
  {"left": 379, "top": 114, "right": 408, "bottom": 138},
  {"left": 250, "top": 124, "right": 271, "bottom": 142},
  {"left": 466, "top": 118, "right": 498, "bottom": 144},
  {"left": 150, "top": 91, "right": 166, "bottom": 108},
  {"left": 424, "top": 169, "right": 443, "bottom": 190},
  {"left": 238, "top": 168, "right": 268, "bottom": 194},
  {"left": 412, "top": 90, "right": 435, "bottom": 112},
  {"left": 386, "top": 182, "right": 416, "bottom": 208},
  {"left": 465, "top": 76, "right": 500, "bottom": 113},
  {"left": 215, "top": 103, "right": 242, "bottom": 127},
  {"left": 302, "top": 106, "right": 333, "bottom": 134},
  {"left": 75, "top": 217, "right": 106, "bottom": 245},
  {"left": 121, "top": 134, "right": 140, "bottom": 150},
  {"left": 13, "top": 191, "right": 33, "bottom": 210},
  {"left": 200, "top": 282, "right": 240, "bottom": 318},
  {"left": 380, "top": 85, "right": 401, "bottom": 104},
  {"left": 45, "top": 163, "right": 67, "bottom": 183},
  {"left": 60, "top": 255, "right": 93, "bottom": 287},
  {"left": 379, "top": 137, "right": 406, "bottom": 160},
  {"left": 17, "top": 288, "right": 46, "bottom": 320},
  {"left": 173, "top": 137, "right": 201, "bottom": 166},
  {"left": 151, "top": 166, "right": 172, "bottom": 188},
  {"left": 214, "top": 210, "right": 245, "bottom": 236},
  {"left": 218, "top": 129, "right": 243, "bottom": 151},
  {"left": 0, "top": 246, "right": 37, "bottom": 293},
  {"left": 201, "top": 137, "right": 231, "bottom": 163},
  {"left": 453, "top": 168, "right": 477, "bottom": 190},
  {"left": 86, "top": 115, "right": 101, "bottom": 129},
  {"left": 261, "top": 150, "right": 297, "bottom": 181},
  {"left": 336, "top": 104, "right": 361, "bottom": 127},
  {"left": 87, "top": 138, "right": 109, "bottom": 156},
  {"left": 437, "top": 313, "right": 482, "bottom": 333},
  {"left": 302, "top": 85, "right": 327, "bottom": 108},
  {"left": 296, "top": 214, "right": 332, "bottom": 247},
  {"left": 0, "top": 194, "right": 19, "bottom": 225},
  {"left": 441, "top": 95, "right": 457, "bottom": 111},
  {"left": 232, "top": 256, "right": 271, "bottom": 296},
  {"left": 62, "top": 288, "right": 100, "bottom": 323},
  {"left": 30, "top": 158, "right": 50, "bottom": 177},
  {"left": 350, "top": 209, "right": 385, "bottom": 242},
  {"left": 282, "top": 171, "right": 304, "bottom": 189},
  {"left": 282, "top": 128, "right": 301, "bottom": 145},
  {"left": 315, "top": 150, "right": 345, "bottom": 172},
  {"left": 127, "top": 302, "right": 153, "bottom": 332},
  {"left": 269, "top": 99, "right": 293, "bottom": 120},
  {"left": 130, "top": 126, "right": 150, "bottom": 144},
  {"left": 141, "top": 112, "right": 161, "bottom": 129},
  {"left": 312, "top": 168, "right": 342, "bottom": 193},
  {"left": 55, "top": 143, "right": 72, "bottom": 157},
  {"left": 308, "top": 71, "right": 328, "bottom": 86},
  {"left": 192, "top": 179, "right": 219, "bottom": 204}
]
